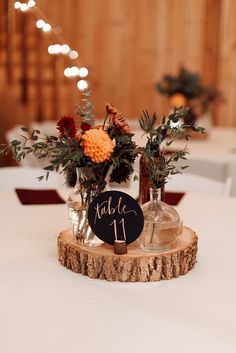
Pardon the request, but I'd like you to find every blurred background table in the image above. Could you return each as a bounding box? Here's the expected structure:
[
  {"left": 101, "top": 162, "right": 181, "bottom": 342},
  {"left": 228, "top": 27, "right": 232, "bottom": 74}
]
[{"left": 0, "top": 189, "right": 236, "bottom": 353}]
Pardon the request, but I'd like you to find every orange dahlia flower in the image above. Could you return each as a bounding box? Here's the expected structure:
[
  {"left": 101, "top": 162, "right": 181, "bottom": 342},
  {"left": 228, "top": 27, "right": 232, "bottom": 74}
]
[{"left": 80, "top": 129, "right": 114, "bottom": 163}]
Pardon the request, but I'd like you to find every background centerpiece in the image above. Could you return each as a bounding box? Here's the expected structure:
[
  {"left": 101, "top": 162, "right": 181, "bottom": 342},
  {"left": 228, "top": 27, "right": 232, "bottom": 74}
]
[{"left": 156, "top": 67, "right": 220, "bottom": 134}]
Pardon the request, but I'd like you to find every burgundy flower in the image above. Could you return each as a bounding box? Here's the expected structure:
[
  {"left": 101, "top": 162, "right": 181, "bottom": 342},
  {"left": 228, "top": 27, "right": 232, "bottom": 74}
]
[
  {"left": 57, "top": 116, "right": 77, "bottom": 138},
  {"left": 80, "top": 123, "right": 91, "bottom": 131}
]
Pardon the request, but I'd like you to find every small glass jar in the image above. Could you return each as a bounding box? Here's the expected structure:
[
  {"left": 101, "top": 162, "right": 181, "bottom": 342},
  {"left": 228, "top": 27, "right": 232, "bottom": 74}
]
[
  {"left": 67, "top": 167, "right": 107, "bottom": 246},
  {"left": 140, "top": 188, "right": 182, "bottom": 252}
]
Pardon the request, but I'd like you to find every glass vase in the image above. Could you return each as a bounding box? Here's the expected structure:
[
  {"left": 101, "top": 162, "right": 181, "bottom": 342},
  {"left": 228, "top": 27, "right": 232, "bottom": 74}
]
[
  {"left": 67, "top": 167, "right": 108, "bottom": 246},
  {"left": 140, "top": 188, "right": 182, "bottom": 252}
]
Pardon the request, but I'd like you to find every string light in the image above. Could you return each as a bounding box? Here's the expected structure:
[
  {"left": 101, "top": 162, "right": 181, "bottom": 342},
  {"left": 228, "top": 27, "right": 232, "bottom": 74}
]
[
  {"left": 64, "top": 67, "right": 80, "bottom": 77},
  {"left": 64, "top": 68, "right": 72, "bottom": 77},
  {"left": 36, "top": 20, "right": 52, "bottom": 32},
  {"left": 71, "top": 67, "right": 80, "bottom": 76},
  {"left": 61, "top": 44, "right": 70, "bottom": 54},
  {"left": 77, "top": 80, "right": 88, "bottom": 90},
  {"left": 13, "top": 1, "right": 89, "bottom": 89},
  {"left": 14, "top": 1, "right": 36, "bottom": 10},
  {"left": 48, "top": 45, "right": 55, "bottom": 54},
  {"left": 20, "top": 3, "right": 29, "bottom": 12},
  {"left": 53, "top": 44, "right": 61, "bottom": 54},
  {"left": 28, "top": 0, "right": 36, "bottom": 7},
  {"left": 42, "top": 23, "right": 52, "bottom": 32},
  {"left": 69, "top": 50, "right": 79, "bottom": 59},
  {"left": 79, "top": 67, "right": 88, "bottom": 78},
  {"left": 14, "top": 2, "right": 21, "bottom": 9},
  {"left": 48, "top": 44, "right": 61, "bottom": 55},
  {"left": 47, "top": 44, "right": 77, "bottom": 57},
  {"left": 48, "top": 44, "right": 72, "bottom": 55},
  {"left": 36, "top": 19, "right": 45, "bottom": 29}
]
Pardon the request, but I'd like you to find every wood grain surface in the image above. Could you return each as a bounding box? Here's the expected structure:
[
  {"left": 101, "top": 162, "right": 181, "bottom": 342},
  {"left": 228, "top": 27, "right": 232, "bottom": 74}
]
[{"left": 58, "top": 226, "right": 198, "bottom": 282}]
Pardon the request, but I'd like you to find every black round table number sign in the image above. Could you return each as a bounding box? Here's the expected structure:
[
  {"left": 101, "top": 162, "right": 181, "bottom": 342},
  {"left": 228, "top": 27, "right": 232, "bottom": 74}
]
[{"left": 88, "top": 191, "right": 144, "bottom": 245}]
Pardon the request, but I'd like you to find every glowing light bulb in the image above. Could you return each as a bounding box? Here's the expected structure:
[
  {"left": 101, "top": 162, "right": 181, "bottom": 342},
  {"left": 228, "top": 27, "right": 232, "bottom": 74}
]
[
  {"left": 48, "top": 45, "right": 55, "bottom": 54},
  {"left": 77, "top": 80, "right": 88, "bottom": 90},
  {"left": 14, "top": 1, "right": 21, "bottom": 9},
  {"left": 79, "top": 67, "right": 88, "bottom": 78},
  {"left": 42, "top": 23, "right": 52, "bottom": 32},
  {"left": 64, "top": 67, "right": 80, "bottom": 77},
  {"left": 28, "top": 0, "right": 36, "bottom": 7},
  {"left": 36, "top": 19, "right": 45, "bottom": 29},
  {"left": 20, "top": 3, "right": 29, "bottom": 11},
  {"left": 69, "top": 50, "right": 79, "bottom": 59},
  {"left": 53, "top": 44, "right": 61, "bottom": 54},
  {"left": 71, "top": 67, "right": 79, "bottom": 76},
  {"left": 61, "top": 44, "right": 70, "bottom": 55},
  {"left": 64, "top": 68, "right": 72, "bottom": 77}
]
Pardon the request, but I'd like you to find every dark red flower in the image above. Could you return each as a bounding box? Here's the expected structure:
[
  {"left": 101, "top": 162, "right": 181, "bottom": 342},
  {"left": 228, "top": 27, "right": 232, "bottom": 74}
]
[
  {"left": 80, "top": 123, "right": 91, "bottom": 131},
  {"left": 57, "top": 116, "right": 77, "bottom": 138}
]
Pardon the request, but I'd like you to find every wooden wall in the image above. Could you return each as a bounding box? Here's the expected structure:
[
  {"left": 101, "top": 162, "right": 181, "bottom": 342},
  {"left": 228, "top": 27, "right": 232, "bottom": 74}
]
[{"left": 1, "top": 0, "right": 236, "bottom": 138}]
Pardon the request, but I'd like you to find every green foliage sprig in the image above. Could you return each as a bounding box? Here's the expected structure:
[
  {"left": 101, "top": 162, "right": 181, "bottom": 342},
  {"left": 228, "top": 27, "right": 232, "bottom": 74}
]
[
  {"left": 0, "top": 127, "right": 84, "bottom": 181},
  {"left": 139, "top": 107, "right": 205, "bottom": 189},
  {"left": 74, "top": 90, "right": 95, "bottom": 127}
]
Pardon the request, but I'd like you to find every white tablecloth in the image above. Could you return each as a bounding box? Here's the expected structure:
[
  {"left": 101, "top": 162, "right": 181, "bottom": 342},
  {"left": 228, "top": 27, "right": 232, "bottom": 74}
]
[
  {"left": 134, "top": 127, "right": 236, "bottom": 196},
  {"left": 0, "top": 191, "right": 236, "bottom": 353}
]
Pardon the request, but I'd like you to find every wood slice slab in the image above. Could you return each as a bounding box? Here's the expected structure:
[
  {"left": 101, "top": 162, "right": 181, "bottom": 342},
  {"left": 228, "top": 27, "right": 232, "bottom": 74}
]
[{"left": 58, "top": 226, "right": 198, "bottom": 282}]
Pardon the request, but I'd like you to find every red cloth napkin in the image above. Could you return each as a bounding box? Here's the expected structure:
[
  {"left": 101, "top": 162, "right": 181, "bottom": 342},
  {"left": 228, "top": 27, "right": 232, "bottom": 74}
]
[
  {"left": 164, "top": 192, "right": 185, "bottom": 206},
  {"left": 15, "top": 189, "right": 65, "bottom": 205}
]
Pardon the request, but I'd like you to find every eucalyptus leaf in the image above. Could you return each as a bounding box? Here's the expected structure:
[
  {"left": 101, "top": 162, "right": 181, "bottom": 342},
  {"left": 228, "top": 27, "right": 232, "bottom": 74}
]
[{"left": 139, "top": 107, "right": 204, "bottom": 188}]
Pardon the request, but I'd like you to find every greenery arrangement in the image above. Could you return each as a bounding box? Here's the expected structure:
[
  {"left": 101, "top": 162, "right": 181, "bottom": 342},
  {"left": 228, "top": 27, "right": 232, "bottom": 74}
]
[
  {"left": 156, "top": 67, "right": 220, "bottom": 127},
  {"left": 0, "top": 91, "right": 137, "bottom": 190},
  {"left": 0, "top": 89, "right": 206, "bottom": 198},
  {"left": 156, "top": 67, "right": 218, "bottom": 103},
  {"left": 139, "top": 107, "right": 205, "bottom": 189}
]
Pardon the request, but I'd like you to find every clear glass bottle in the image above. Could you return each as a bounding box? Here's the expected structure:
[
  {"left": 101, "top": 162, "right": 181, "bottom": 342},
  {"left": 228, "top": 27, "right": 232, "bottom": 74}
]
[
  {"left": 67, "top": 167, "right": 106, "bottom": 246},
  {"left": 140, "top": 188, "right": 182, "bottom": 252}
]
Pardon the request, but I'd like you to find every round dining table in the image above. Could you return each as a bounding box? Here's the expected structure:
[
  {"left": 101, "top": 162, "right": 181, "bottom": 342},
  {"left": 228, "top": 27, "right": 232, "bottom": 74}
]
[{"left": 0, "top": 189, "right": 236, "bottom": 353}]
